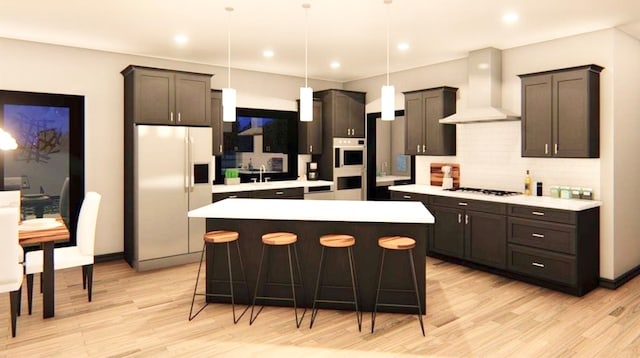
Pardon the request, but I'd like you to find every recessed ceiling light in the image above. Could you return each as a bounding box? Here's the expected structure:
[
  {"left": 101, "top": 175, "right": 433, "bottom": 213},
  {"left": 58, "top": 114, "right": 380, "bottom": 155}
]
[
  {"left": 174, "top": 34, "right": 189, "bottom": 44},
  {"left": 263, "top": 49, "right": 274, "bottom": 58},
  {"left": 502, "top": 12, "right": 519, "bottom": 24},
  {"left": 397, "top": 42, "right": 410, "bottom": 51},
  {"left": 330, "top": 61, "right": 341, "bottom": 69}
]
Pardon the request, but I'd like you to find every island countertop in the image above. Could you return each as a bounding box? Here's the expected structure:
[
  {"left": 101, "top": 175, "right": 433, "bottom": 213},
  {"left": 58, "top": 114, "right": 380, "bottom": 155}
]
[{"left": 188, "top": 198, "right": 434, "bottom": 224}]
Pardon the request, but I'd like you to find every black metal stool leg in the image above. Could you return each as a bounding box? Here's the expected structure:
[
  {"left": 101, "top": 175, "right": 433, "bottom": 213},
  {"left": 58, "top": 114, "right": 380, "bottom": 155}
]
[
  {"left": 408, "top": 248, "right": 425, "bottom": 336},
  {"left": 348, "top": 246, "right": 362, "bottom": 332},
  {"left": 372, "top": 248, "right": 386, "bottom": 333},
  {"left": 310, "top": 246, "right": 326, "bottom": 328},
  {"left": 232, "top": 240, "right": 250, "bottom": 324},
  {"left": 189, "top": 242, "right": 208, "bottom": 321},
  {"left": 289, "top": 243, "right": 306, "bottom": 328},
  {"left": 249, "top": 244, "right": 267, "bottom": 325}
]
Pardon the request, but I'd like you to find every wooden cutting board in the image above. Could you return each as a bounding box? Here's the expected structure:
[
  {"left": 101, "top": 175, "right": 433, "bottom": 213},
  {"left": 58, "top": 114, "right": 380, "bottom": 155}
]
[{"left": 430, "top": 163, "right": 460, "bottom": 188}]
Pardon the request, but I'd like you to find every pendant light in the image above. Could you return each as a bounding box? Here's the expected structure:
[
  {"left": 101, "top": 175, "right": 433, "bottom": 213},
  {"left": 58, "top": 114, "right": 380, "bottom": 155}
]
[
  {"left": 0, "top": 128, "right": 18, "bottom": 150},
  {"left": 380, "top": 0, "right": 395, "bottom": 121},
  {"left": 299, "top": 3, "right": 313, "bottom": 122},
  {"left": 222, "top": 6, "right": 236, "bottom": 122}
]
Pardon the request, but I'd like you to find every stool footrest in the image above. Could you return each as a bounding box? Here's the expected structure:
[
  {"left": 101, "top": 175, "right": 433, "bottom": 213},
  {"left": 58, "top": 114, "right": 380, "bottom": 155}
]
[
  {"left": 375, "top": 303, "right": 421, "bottom": 309},
  {"left": 313, "top": 299, "right": 358, "bottom": 305},
  {"left": 254, "top": 296, "right": 298, "bottom": 302},
  {"left": 195, "top": 293, "right": 234, "bottom": 299}
]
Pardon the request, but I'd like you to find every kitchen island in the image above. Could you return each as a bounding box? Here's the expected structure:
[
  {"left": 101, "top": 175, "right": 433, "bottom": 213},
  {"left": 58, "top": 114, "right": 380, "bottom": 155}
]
[{"left": 188, "top": 198, "right": 434, "bottom": 313}]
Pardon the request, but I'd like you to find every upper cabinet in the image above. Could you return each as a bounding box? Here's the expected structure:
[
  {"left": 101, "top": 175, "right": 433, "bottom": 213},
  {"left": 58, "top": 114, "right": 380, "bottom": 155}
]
[
  {"left": 263, "top": 119, "right": 289, "bottom": 153},
  {"left": 403, "top": 87, "right": 457, "bottom": 156},
  {"left": 211, "top": 90, "right": 223, "bottom": 155},
  {"left": 122, "top": 65, "right": 212, "bottom": 126},
  {"left": 298, "top": 99, "right": 323, "bottom": 154},
  {"left": 315, "top": 89, "right": 365, "bottom": 138},
  {"left": 519, "top": 64, "right": 603, "bottom": 158}
]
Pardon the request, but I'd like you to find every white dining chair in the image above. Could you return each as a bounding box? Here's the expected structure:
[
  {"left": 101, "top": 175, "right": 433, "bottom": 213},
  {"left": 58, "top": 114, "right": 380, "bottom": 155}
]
[
  {"left": 25, "top": 191, "right": 101, "bottom": 314},
  {"left": 0, "top": 190, "right": 23, "bottom": 262},
  {"left": 0, "top": 206, "right": 23, "bottom": 337}
]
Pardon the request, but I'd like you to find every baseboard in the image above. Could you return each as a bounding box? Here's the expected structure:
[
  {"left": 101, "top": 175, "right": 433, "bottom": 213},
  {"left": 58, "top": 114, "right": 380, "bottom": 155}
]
[
  {"left": 95, "top": 252, "right": 124, "bottom": 263},
  {"left": 599, "top": 263, "right": 640, "bottom": 289}
]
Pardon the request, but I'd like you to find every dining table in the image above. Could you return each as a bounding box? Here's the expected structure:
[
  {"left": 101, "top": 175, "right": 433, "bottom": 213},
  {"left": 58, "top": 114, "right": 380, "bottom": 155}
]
[{"left": 18, "top": 217, "right": 70, "bottom": 319}]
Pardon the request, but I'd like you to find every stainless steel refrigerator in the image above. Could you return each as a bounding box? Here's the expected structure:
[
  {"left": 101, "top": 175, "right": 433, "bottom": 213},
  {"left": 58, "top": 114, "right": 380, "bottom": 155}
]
[{"left": 133, "top": 125, "right": 212, "bottom": 271}]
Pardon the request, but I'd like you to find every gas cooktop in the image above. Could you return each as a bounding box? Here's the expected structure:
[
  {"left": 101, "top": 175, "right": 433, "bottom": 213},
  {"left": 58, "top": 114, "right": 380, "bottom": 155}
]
[{"left": 443, "top": 187, "right": 521, "bottom": 196}]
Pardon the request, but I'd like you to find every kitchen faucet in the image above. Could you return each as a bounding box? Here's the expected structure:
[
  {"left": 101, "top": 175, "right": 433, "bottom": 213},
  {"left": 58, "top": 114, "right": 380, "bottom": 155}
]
[{"left": 259, "top": 164, "right": 266, "bottom": 182}]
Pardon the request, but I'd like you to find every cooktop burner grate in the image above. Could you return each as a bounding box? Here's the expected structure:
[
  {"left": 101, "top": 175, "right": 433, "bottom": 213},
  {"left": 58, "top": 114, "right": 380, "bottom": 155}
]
[{"left": 444, "top": 187, "right": 521, "bottom": 196}]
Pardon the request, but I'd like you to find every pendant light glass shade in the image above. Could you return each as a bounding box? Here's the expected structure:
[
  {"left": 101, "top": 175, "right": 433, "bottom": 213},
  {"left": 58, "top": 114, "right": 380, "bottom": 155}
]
[
  {"left": 381, "top": 85, "right": 395, "bottom": 121},
  {"left": 0, "top": 128, "right": 18, "bottom": 150},
  {"left": 222, "top": 6, "right": 236, "bottom": 122},
  {"left": 300, "top": 87, "right": 313, "bottom": 122},
  {"left": 222, "top": 88, "right": 236, "bottom": 122}
]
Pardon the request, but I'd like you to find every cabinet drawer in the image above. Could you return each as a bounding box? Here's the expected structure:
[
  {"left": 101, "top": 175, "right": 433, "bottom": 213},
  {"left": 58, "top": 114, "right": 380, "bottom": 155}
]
[
  {"left": 507, "top": 244, "right": 576, "bottom": 286},
  {"left": 508, "top": 205, "right": 576, "bottom": 224},
  {"left": 508, "top": 218, "right": 576, "bottom": 255},
  {"left": 252, "top": 187, "right": 303, "bottom": 199},
  {"left": 430, "top": 196, "right": 506, "bottom": 214},
  {"left": 390, "top": 191, "right": 429, "bottom": 205},
  {"left": 212, "top": 191, "right": 251, "bottom": 203}
]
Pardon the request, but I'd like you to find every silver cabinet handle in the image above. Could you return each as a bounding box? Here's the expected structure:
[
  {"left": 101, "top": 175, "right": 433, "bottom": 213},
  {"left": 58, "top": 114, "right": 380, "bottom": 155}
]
[
  {"left": 554, "top": 143, "right": 558, "bottom": 154},
  {"left": 458, "top": 202, "right": 468, "bottom": 206},
  {"left": 310, "top": 144, "right": 313, "bottom": 152},
  {"left": 422, "top": 144, "right": 426, "bottom": 152},
  {"left": 177, "top": 112, "right": 181, "bottom": 123},
  {"left": 545, "top": 144, "right": 549, "bottom": 154},
  {"left": 403, "top": 195, "right": 411, "bottom": 199},
  {"left": 219, "top": 144, "right": 223, "bottom": 153},
  {"left": 458, "top": 213, "right": 462, "bottom": 223},
  {"left": 170, "top": 112, "right": 174, "bottom": 123},
  {"left": 416, "top": 144, "right": 420, "bottom": 153},
  {"left": 532, "top": 262, "right": 545, "bottom": 268},
  {"left": 228, "top": 195, "right": 238, "bottom": 199},
  {"left": 465, "top": 214, "right": 469, "bottom": 225},
  {"left": 275, "top": 191, "right": 284, "bottom": 195},
  {"left": 532, "top": 233, "right": 545, "bottom": 238},
  {"left": 532, "top": 211, "right": 545, "bottom": 216}
]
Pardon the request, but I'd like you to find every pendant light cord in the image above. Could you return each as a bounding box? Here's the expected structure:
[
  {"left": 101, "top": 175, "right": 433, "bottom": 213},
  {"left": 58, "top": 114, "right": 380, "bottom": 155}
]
[
  {"left": 226, "top": 7, "right": 233, "bottom": 88},
  {"left": 386, "top": 1, "right": 390, "bottom": 86},
  {"left": 304, "top": 4, "right": 309, "bottom": 88}
]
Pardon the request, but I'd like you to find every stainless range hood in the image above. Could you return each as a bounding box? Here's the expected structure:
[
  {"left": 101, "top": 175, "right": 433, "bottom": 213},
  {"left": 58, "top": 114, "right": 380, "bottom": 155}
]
[{"left": 440, "top": 47, "right": 520, "bottom": 124}]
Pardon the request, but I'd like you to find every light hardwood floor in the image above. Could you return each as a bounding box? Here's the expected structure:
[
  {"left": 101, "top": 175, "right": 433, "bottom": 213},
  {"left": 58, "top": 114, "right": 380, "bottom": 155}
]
[{"left": 2, "top": 257, "right": 640, "bottom": 357}]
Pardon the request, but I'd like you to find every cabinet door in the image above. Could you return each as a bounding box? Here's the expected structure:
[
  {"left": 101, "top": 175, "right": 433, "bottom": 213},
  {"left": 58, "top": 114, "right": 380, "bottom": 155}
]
[
  {"left": 211, "top": 91, "right": 223, "bottom": 155},
  {"left": 349, "top": 92, "right": 366, "bottom": 138},
  {"left": 404, "top": 92, "right": 423, "bottom": 155},
  {"left": 465, "top": 210, "right": 507, "bottom": 269},
  {"left": 263, "top": 120, "right": 288, "bottom": 153},
  {"left": 298, "top": 99, "right": 323, "bottom": 154},
  {"left": 133, "top": 69, "right": 175, "bottom": 125},
  {"left": 430, "top": 206, "right": 464, "bottom": 258},
  {"left": 521, "top": 74, "right": 553, "bottom": 157},
  {"left": 553, "top": 69, "right": 592, "bottom": 157},
  {"left": 174, "top": 73, "right": 211, "bottom": 126},
  {"left": 424, "top": 88, "right": 456, "bottom": 155},
  {"left": 333, "top": 91, "right": 351, "bottom": 137}
]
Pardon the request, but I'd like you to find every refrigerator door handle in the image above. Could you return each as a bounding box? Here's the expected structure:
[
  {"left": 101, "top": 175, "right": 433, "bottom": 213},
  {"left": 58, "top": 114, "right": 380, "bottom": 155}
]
[
  {"left": 189, "top": 135, "right": 195, "bottom": 191},
  {"left": 184, "top": 134, "right": 190, "bottom": 190}
]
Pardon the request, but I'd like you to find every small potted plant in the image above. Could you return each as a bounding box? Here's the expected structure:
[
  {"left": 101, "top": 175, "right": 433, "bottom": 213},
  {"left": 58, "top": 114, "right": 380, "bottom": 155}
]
[{"left": 224, "top": 168, "right": 240, "bottom": 185}]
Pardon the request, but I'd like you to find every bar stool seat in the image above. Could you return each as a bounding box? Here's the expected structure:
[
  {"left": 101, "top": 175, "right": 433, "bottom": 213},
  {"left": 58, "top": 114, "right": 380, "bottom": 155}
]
[
  {"left": 250, "top": 232, "right": 306, "bottom": 328},
  {"left": 310, "top": 234, "right": 362, "bottom": 331},
  {"left": 372, "top": 235, "right": 424, "bottom": 336},
  {"left": 189, "top": 230, "right": 250, "bottom": 323}
]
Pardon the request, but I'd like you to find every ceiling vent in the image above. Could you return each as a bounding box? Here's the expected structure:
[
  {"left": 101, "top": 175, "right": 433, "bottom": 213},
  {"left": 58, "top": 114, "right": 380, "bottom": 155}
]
[{"left": 439, "top": 47, "right": 520, "bottom": 124}]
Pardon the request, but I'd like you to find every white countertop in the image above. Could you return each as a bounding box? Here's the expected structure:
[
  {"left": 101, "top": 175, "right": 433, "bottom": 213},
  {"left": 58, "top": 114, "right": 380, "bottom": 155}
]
[
  {"left": 212, "top": 180, "right": 334, "bottom": 194},
  {"left": 388, "top": 184, "right": 601, "bottom": 211},
  {"left": 375, "top": 175, "right": 411, "bottom": 187},
  {"left": 189, "top": 198, "right": 434, "bottom": 224}
]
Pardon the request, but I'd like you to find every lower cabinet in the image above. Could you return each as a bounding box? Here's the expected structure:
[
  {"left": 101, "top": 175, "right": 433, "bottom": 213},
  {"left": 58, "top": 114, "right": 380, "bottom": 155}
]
[
  {"left": 429, "top": 197, "right": 507, "bottom": 269},
  {"left": 391, "top": 189, "right": 600, "bottom": 296},
  {"left": 213, "top": 187, "right": 304, "bottom": 202}
]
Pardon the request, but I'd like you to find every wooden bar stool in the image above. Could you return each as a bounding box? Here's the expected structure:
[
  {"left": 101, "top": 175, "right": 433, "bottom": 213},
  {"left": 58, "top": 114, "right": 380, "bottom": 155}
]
[
  {"left": 310, "top": 234, "right": 362, "bottom": 331},
  {"left": 372, "top": 236, "right": 424, "bottom": 336},
  {"left": 189, "top": 230, "right": 250, "bottom": 323},
  {"left": 250, "top": 232, "right": 306, "bottom": 328}
]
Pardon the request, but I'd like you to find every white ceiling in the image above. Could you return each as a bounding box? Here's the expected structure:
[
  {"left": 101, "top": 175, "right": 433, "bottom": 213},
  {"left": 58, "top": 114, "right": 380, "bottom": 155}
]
[{"left": 1, "top": 0, "right": 639, "bottom": 82}]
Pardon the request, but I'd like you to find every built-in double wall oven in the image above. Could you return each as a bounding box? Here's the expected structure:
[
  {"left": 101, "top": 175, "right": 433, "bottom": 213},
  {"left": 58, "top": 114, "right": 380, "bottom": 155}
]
[{"left": 333, "top": 138, "right": 365, "bottom": 200}]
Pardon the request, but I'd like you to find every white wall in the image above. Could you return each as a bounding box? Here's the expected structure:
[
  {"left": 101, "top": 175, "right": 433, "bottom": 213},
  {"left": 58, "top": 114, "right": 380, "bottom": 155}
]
[{"left": 0, "top": 37, "right": 340, "bottom": 255}]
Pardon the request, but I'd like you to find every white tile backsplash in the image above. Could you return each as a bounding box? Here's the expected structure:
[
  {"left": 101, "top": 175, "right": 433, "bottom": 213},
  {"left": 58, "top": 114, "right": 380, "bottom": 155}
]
[{"left": 415, "top": 121, "right": 600, "bottom": 198}]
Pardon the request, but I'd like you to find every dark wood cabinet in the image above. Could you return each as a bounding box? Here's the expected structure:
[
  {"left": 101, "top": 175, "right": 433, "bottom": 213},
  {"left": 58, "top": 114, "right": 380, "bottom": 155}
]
[
  {"left": 315, "top": 89, "right": 365, "bottom": 138},
  {"left": 429, "top": 196, "right": 507, "bottom": 269},
  {"left": 211, "top": 90, "right": 223, "bottom": 155},
  {"left": 520, "top": 64, "right": 602, "bottom": 158},
  {"left": 122, "top": 65, "right": 212, "bottom": 126},
  {"left": 212, "top": 187, "right": 303, "bottom": 202},
  {"left": 403, "top": 87, "right": 457, "bottom": 156},
  {"left": 298, "top": 99, "right": 323, "bottom": 154}
]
